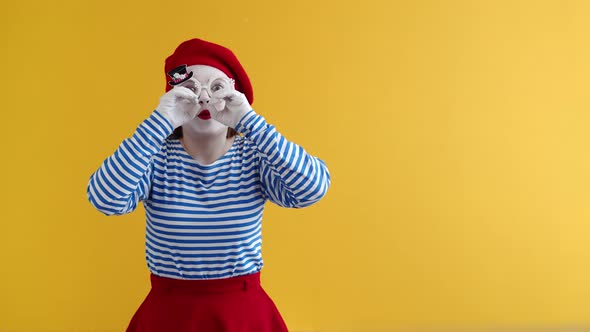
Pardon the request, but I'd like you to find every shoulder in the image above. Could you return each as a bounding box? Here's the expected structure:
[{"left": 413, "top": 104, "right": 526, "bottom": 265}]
[{"left": 233, "top": 134, "right": 256, "bottom": 156}]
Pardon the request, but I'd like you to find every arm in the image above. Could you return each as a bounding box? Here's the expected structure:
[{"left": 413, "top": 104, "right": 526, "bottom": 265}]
[
  {"left": 235, "top": 111, "right": 331, "bottom": 208},
  {"left": 87, "top": 111, "right": 174, "bottom": 216}
]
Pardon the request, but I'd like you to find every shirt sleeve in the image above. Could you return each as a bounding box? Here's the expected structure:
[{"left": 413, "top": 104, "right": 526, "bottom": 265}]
[
  {"left": 235, "top": 111, "right": 331, "bottom": 208},
  {"left": 86, "top": 111, "right": 174, "bottom": 216}
]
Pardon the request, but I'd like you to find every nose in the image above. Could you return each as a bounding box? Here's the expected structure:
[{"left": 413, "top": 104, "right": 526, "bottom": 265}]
[{"left": 198, "top": 89, "right": 210, "bottom": 105}]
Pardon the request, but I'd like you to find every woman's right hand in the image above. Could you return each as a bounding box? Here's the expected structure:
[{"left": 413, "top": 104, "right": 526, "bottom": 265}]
[{"left": 156, "top": 86, "right": 199, "bottom": 129}]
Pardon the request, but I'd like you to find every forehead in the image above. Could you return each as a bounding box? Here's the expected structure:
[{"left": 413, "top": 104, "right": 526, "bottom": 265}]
[{"left": 186, "top": 65, "right": 228, "bottom": 82}]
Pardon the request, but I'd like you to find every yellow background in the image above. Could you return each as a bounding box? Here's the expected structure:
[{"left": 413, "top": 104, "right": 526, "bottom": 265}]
[{"left": 1, "top": 0, "right": 590, "bottom": 331}]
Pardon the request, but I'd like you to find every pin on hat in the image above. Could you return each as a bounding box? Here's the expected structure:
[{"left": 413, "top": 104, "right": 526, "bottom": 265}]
[{"left": 167, "top": 64, "right": 193, "bottom": 86}]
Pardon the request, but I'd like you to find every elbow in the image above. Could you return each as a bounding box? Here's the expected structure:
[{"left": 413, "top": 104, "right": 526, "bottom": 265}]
[
  {"left": 86, "top": 185, "right": 129, "bottom": 217},
  {"left": 87, "top": 195, "right": 121, "bottom": 216},
  {"left": 289, "top": 179, "right": 331, "bottom": 209},
  {"left": 293, "top": 162, "right": 331, "bottom": 208}
]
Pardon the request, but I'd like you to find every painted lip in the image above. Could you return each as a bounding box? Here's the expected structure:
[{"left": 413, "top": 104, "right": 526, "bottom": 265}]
[{"left": 197, "top": 110, "right": 211, "bottom": 120}]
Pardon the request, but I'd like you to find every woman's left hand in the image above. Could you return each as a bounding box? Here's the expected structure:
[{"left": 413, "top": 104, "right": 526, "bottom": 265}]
[{"left": 210, "top": 89, "right": 252, "bottom": 128}]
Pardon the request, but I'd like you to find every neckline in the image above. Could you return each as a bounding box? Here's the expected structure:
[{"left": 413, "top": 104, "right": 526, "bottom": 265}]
[{"left": 175, "top": 136, "right": 240, "bottom": 168}]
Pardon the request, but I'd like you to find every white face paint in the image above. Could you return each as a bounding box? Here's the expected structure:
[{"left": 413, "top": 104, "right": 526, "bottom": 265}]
[{"left": 179, "top": 65, "right": 230, "bottom": 137}]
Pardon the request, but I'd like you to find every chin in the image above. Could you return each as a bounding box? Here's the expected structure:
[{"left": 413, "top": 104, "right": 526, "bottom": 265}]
[{"left": 184, "top": 119, "right": 228, "bottom": 137}]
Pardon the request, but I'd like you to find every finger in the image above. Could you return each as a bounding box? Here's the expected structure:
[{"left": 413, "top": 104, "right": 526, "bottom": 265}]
[
  {"left": 228, "top": 90, "right": 247, "bottom": 103},
  {"left": 211, "top": 99, "right": 226, "bottom": 112},
  {"left": 171, "top": 86, "right": 198, "bottom": 101},
  {"left": 213, "top": 89, "right": 237, "bottom": 101},
  {"left": 178, "top": 77, "right": 199, "bottom": 88},
  {"left": 208, "top": 105, "right": 224, "bottom": 122}
]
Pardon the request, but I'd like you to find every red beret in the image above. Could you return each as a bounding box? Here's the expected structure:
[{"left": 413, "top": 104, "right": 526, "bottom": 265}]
[{"left": 164, "top": 38, "right": 253, "bottom": 105}]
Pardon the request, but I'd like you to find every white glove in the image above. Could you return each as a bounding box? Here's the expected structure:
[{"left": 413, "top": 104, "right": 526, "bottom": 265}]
[
  {"left": 155, "top": 86, "right": 199, "bottom": 129},
  {"left": 210, "top": 89, "right": 253, "bottom": 128}
]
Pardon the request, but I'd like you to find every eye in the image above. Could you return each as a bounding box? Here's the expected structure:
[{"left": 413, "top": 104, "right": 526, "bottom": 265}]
[
  {"left": 211, "top": 83, "right": 223, "bottom": 92},
  {"left": 210, "top": 77, "right": 230, "bottom": 93},
  {"left": 181, "top": 78, "right": 200, "bottom": 94}
]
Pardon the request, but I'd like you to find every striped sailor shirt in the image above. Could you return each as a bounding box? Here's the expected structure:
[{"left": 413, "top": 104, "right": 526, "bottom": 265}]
[{"left": 87, "top": 110, "right": 330, "bottom": 279}]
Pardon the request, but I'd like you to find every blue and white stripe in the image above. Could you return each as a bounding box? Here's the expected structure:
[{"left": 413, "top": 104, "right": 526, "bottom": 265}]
[{"left": 87, "top": 110, "right": 330, "bottom": 279}]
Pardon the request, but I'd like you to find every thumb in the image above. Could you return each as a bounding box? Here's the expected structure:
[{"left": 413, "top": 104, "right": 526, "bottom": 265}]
[{"left": 211, "top": 99, "right": 226, "bottom": 112}]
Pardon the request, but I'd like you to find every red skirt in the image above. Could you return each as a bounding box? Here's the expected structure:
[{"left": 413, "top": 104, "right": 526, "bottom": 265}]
[{"left": 126, "top": 272, "right": 289, "bottom": 332}]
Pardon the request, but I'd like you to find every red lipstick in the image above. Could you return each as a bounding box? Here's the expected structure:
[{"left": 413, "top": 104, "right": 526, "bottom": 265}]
[{"left": 198, "top": 110, "right": 211, "bottom": 120}]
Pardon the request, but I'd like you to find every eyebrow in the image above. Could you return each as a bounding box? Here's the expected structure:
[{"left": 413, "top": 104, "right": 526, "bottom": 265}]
[
  {"left": 204, "top": 77, "right": 226, "bottom": 84},
  {"left": 183, "top": 76, "right": 226, "bottom": 86},
  {"left": 180, "top": 80, "right": 196, "bottom": 86}
]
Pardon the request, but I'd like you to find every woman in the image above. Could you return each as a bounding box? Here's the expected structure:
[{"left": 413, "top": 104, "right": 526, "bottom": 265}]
[{"left": 87, "top": 38, "right": 331, "bottom": 331}]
